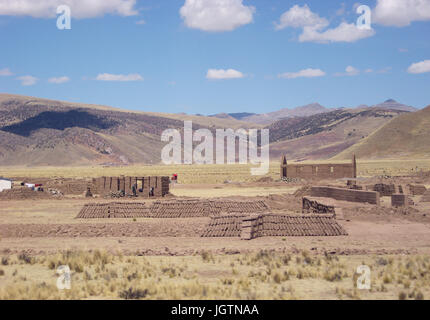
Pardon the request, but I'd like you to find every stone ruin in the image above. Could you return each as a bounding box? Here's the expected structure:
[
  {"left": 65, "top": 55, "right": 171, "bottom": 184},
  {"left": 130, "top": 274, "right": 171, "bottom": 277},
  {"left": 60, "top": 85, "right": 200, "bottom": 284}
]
[
  {"left": 202, "top": 214, "right": 348, "bottom": 239},
  {"left": 92, "top": 176, "right": 170, "bottom": 198},
  {"left": 302, "top": 197, "right": 335, "bottom": 214},
  {"left": 280, "top": 155, "right": 357, "bottom": 180}
]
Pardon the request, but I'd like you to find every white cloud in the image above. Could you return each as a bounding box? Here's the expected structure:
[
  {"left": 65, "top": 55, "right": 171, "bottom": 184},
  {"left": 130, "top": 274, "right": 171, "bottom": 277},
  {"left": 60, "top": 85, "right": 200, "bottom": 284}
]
[
  {"left": 275, "top": 4, "right": 328, "bottom": 30},
  {"left": 0, "top": 68, "right": 13, "bottom": 76},
  {"left": 48, "top": 76, "right": 70, "bottom": 84},
  {"left": 279, "top": 68, "right": 326, "bottom": 79},
  {"left": 96, "top": 73, "right": 143, "bottom": 82},
  {"left": 0, "top": 0, "right": 138, "bottom": 19},
  {"left": 136, "top": 19, "right": 145, "bottom": 25},
  {"left": 180, "top": 0, "right": 255, "bottom": 32},
  {"left": 206, "top": 68, "right": 244, "bottom": 80},
  {"left": 276, "top": 5, "right": 375, "bottom": 43},
  {"left": 17, "top": 75, "right": 38, "bottom": 86},
  {"left": 336, "top": 66, "right": 360, "bottom": 76},
  {"left": 407, "top": 60, "right": 430, "bottom": 74},
  {"left": 365, "top": 68, "right": 374, "bottom": 73},
  {"left": 299, "top": 22, "right": 375, "bottom": 43},
  {"left": 373, "top": 0, "right": 430, "bottom": 27}
]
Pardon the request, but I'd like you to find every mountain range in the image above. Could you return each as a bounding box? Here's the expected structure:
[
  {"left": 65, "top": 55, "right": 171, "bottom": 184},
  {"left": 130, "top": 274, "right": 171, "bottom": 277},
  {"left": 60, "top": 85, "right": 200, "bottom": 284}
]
[{"left": 0, "top": 93, "right": 427, "bottom": 166}]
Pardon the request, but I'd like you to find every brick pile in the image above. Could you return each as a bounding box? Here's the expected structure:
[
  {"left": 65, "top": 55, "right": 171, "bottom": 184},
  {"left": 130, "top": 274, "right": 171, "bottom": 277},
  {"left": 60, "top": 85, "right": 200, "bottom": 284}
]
[
  {"left": 76, "top": 202, "right": 150, "bottom": 218},
  {"left": 302, "top": 197, "right": 336, "bottom": 214},
  {"left": 150, "top": 200, "right": 220, "bottom": 218},
  {"left": 76, "top": 199, "right": 270, "bottom": 219},
  {"left": 200, "top": 215, "right": 245, "bottom": 237},
  {"left": 202, "top": 214, "right": 348, "bottom": 239}
]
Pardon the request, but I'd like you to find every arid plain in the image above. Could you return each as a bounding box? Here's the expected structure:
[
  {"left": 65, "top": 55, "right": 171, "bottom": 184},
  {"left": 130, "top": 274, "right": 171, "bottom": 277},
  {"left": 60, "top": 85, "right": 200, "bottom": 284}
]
[{"left": 1, "top": 160, "right": 430, "bottom": 300}]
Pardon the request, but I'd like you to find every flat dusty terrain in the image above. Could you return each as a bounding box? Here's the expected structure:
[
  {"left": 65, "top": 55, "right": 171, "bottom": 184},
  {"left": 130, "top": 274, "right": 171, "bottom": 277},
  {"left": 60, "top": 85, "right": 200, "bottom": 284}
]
[{"left": 1, "top": 162, "right": 430, "bottom": 299}]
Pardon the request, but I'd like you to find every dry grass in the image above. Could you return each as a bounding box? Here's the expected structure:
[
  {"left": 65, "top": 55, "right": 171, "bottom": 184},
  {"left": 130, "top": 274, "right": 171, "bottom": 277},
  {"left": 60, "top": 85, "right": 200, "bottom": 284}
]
[
  {"left": 0, "top": 250, "right": 429, "bottom": 300},
  {"left": 1, "top": 159, "right": 429, "bottom": 185}
]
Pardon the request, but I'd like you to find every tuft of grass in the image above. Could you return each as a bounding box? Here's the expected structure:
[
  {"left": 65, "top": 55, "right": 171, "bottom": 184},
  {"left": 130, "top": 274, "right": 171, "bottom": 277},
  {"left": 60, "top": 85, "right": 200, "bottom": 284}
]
[{"left": 119, "top": 287, "right": 149, "bottom": 300}]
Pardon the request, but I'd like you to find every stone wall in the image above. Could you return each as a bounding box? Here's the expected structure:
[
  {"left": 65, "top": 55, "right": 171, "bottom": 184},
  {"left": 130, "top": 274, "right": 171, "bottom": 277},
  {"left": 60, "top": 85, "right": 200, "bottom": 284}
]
[
  {"left": 310, "top": 186, "right": 380, "bottom": 205},
  {"left": 280, "top": 155, "right": 357, "bottom": 180}
]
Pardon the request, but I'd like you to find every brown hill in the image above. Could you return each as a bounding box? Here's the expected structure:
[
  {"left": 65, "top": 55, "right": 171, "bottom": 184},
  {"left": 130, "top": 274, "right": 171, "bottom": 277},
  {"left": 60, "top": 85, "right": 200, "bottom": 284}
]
[
  {"left": 334, "top": 105, "right": 430, "bottom": 159},
  {"left": 241, "top": 103, "right": 333, "bottom": 124},
  {"left": 268, "top": 108, "right": 406, "bottom": 160}
]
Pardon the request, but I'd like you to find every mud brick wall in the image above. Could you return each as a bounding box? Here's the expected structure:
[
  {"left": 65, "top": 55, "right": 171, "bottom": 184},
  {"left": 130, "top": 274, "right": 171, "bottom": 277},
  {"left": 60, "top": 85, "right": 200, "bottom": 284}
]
[
  {"left": 280, "top": 155, "right": 357, "bottom": 180},
  {"left": 409, "top": 185, "right": 427, "bottom": 196},
  {"left": 391, "top": 194, "right": 408, "bottom": 207},
  {"left": 366, "top": 184, "right": 396, "bottom": 196},
  {"left": 92, "top": 176, "right": 169, "bottom": 197},
  {"left": 302, "top": 197, "right": 335, "bottom": 214},
  {"left": 311, "top": 186, "right": 380, "bottom": 205}
]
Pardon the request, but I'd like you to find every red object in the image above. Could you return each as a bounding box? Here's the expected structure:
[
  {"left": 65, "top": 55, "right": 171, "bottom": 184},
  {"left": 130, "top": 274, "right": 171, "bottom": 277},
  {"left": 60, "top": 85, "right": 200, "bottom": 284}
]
[{"left": 35, "top": 184, "right": 43, "bottom": 187}]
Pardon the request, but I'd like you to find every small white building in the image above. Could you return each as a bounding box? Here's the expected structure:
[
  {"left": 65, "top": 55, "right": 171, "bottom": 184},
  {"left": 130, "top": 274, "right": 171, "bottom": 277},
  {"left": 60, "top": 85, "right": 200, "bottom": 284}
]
[{"left": 0, "top": 177, "right": 12, "bottom": 192}]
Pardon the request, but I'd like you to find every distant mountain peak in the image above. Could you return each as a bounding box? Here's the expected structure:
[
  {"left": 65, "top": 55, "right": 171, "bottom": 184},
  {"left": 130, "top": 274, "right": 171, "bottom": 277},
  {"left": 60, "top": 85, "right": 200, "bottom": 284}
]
[{"left": 385, "top": 99, "right": 397, "bottom": 103}]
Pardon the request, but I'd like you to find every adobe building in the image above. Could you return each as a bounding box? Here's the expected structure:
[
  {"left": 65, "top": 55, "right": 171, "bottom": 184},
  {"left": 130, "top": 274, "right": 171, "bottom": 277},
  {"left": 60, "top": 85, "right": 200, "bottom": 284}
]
[
  {"left": 92, "top": 176, "right": 170, "bottom": 198},
  {"left": 281, "top": 155, "right": 357, "bottom": 180}
]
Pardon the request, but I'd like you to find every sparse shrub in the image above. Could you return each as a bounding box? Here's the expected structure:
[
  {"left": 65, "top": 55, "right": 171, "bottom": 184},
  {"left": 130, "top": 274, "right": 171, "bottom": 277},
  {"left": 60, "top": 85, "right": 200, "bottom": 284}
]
[
  {"left": 415, "top": 291, "right": 424, "bottom": 300},
  {"left": 399, "top": 291, "right": 407, "bottom": 300},
  {"left": 200, "top": 250, "right": 213, "bottom": 263},
  {"left": 119, "top": 287, "right": 149, "bottom": 300},
  {"left": 0, "top": 269, "right": 4, "bottom": 276},
  {"left": 273, "top": 272, "right": 282, "bottom": 284},
  {"left": 18, "top": 252, "right": 35, "bottom": 264},
  {"left": 1, "top": 257, "right": 9, "bottom": 266},
  {"left": 324, "top": 269, "right": 344, "bottom": 282}
]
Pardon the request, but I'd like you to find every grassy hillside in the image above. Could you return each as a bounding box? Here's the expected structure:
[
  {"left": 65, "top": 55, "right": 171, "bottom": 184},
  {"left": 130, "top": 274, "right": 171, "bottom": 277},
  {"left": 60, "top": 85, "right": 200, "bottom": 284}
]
[
  {"left": 268, "top": 108, "right": 405, "bottom": 160},
  {"left": 334, "top": 105, "right": 430, "bottom": 160}
]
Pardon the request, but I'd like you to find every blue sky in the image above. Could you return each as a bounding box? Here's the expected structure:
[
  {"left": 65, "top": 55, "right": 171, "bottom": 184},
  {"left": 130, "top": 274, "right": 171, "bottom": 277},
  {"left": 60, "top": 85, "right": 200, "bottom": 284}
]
[{"left": 0, "top": 0, "right": 429, "bottom": 114}]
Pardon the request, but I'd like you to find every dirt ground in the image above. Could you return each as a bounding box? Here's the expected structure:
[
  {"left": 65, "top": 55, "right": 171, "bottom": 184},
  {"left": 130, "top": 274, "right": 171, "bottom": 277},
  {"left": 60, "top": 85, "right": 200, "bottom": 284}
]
[{"left": 1, "top": 175, "right": 430, "bottom": 300}]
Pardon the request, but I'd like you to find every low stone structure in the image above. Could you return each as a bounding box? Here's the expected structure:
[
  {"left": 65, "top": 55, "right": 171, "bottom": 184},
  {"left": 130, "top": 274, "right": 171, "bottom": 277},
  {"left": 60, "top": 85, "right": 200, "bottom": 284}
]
[
  {"left": 92, "top": 176, "right": 170, "bottom": 198},
  {"left": 280, "top": 155, "right": 357, "bottom": 180},
  {"left": 302, "top": 197, "right": 335, "bottom": 214},
  {"left": 310, "top": 186, "right": 380, "bottom": 205}
]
